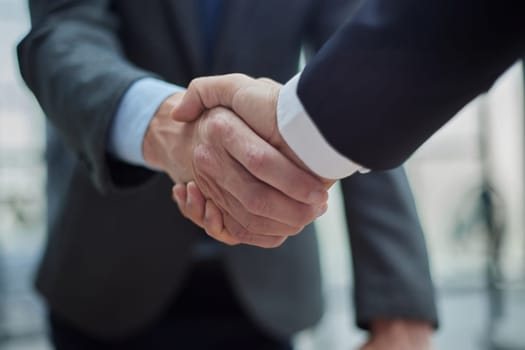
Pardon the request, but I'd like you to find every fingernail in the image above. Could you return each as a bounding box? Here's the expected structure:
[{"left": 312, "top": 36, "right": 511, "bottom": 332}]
[
  {"left": 316, "top": 204, "right": 328, "bottom": 218},
  {"left": 308, "top": 190, "right": 327, "bottom": 204}
]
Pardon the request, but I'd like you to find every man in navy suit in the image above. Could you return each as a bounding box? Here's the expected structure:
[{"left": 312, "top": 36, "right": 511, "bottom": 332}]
[{"left": 169, "top": 0, "right": 525, "bottom": 248}]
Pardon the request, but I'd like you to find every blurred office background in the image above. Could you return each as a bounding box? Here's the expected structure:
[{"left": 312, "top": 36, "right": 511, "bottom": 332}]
[{"left": 1, "top": 1, "right": 524, "bottom": 349}]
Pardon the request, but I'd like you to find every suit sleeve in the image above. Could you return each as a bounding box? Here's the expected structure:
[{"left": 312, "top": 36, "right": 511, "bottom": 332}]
[
  {"left": 302, "top": 0, "right": 362, "bottom": 56},
  {"left": 298, "top": 0, "right": 525, "bottom": 170},
  {"left": 341, "top": 170, "right": 438, "bottom": 329},
  {"left": 17, "top": 0, "right": 157, "bottom": 193},
  {"left": 305, "top": 0, "right": 438, "bottom": 329}
]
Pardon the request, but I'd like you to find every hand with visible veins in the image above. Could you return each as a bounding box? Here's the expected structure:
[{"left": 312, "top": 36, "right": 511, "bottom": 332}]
[
  {"left": 143, "top": 91, "right": 330, "bottom": 247},
  {"left": 167, "top": 75, "right": 335, "bottom": 241}
]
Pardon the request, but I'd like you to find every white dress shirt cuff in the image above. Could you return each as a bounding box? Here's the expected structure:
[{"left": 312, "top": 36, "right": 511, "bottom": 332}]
[
  {"left": 276, "top": 73, "right": 367, "bottom": 179},
  {"left": 108, "top": 78, "right": 184, "bottom": 169}
]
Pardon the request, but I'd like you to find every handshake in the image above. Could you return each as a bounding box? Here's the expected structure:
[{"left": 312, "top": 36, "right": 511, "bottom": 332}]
[{"left": 143, "top": 74, "right": 335, "bottom": 248}]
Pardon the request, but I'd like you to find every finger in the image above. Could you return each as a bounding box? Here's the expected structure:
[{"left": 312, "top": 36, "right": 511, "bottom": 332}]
[
  {"left": 178, "top": 180, "right": 226, "bottom": 237},
  {"left": 193, "top": 143, "right": 326, "bottom": 229},
  {"left": 202, "top": 200, "right": 224, "bottom": 238},
  {"left": 172, "top": 74, "right": 254, "bottom": 122},
  {"left": 179, "top": 182, "right": 241, "bottom": 246},
  {"left": 174, "top": 76, "right": 282, "bottom": 149},
  {"left": 222, "top": 193, "right": 308, "bottom": 236},
  {"left": 172, "top": 184, "right": 188, "bottom": 214},
  {"left": 221, "top": 212, "right": 288, "bottom": 248},
  {"left": 218, "top": 111, "right": 329, "bottom": 205},
  {"left": 173, "top": 182, "right": 207, "bottom": 229},
  {"left": 197, "top": 170, "right": 308, "bottom": 236},
  {"left": 184, "top": 181, "right": 207, "bottom": 226},
  {"left": 206, "top": 227, "right": 242, "bottom": 246},
  {"left": 205, "top": 209, "right": 242, "bottom": 246},
  {"left": 230, "top": 83, "right": 280, "bottom": 142},
  {"left": 200, "top": 201, "right": 241, "bottom": 246},
  {"left": 180, "top": 175, "right": 237, "bottom": 245}
]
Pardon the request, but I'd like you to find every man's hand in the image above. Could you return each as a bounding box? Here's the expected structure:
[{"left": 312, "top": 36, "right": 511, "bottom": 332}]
[
  {"left": 359, "top": 319, "right": 433, "bottom": 350},
  {"left": 143, "top": 92, "right": 329, "bottom": 248},
  {"left": 168, "top": 75, "right": 335, "bottom": 238},
  {"left": 173, "top": 74, "right": 311, "bottom": 168},
  {"left": 174, "top": 74, "right": 280, "bottom": 142}
]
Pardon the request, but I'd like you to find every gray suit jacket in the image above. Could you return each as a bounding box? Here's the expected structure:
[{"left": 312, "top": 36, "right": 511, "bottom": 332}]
[{"left": 18, "top": 0, "right": 438, "bottom": 339}]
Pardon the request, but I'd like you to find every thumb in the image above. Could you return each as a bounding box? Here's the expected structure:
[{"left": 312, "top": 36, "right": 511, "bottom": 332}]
[
  {"left": 169, "top": 89, "right": 202, "bottom": 122},
  {"left": 171, "top": 73, "right": 253, "bottom": 122}
]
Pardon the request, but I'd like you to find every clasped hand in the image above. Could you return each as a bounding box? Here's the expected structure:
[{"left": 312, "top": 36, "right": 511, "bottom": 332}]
[
  {"left": 142, "top": 75, "right": 434, "bottom": 349},
  {"left": 143, "top": 74, "right": 334, "bottom": 247}
]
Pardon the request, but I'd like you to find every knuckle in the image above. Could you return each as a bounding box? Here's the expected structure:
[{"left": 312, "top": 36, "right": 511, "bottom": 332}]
[
  {"left": 192, "top": 144, "right": 215, "bottom": 171},
  {"left": 187, "top": 78, "right": 203, "bottom": 96},
  {"left": 244, "top": 146, "right": 267, "bottom": 173},
  {"left": 206, "top": 112, "right": 233, "bottom": 139},
  {"left": 188, "top": 77, "right": 214, "bottom": 106},
  {"left": 229, "top": 73, "right": 248, "bottom": 81},
  {"left": 187, "top": 78, "right": 200, "bottom": 91}
]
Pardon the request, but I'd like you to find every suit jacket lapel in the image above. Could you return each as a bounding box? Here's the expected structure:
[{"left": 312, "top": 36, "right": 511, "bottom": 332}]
[
  {"left": 164, "top": 0, "right": 265, "bottom": 76},
  {"left": 212, "top": 0, "right": 263, "bottom": 73},
  {"left": 164, "top": 0, "right": 205, "bottom": 76}
]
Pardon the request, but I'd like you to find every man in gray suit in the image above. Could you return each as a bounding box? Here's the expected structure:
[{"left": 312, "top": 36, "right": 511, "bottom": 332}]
[{"left": 18, "top": 0, "right": 437, "bottom": 349}]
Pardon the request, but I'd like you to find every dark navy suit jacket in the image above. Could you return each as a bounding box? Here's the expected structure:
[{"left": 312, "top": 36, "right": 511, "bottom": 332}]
[{"left": 299, "top": 0, "right": 525, "bottom": 169}]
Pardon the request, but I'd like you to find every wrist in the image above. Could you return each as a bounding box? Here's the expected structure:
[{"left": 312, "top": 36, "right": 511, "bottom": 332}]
[
  {"left": 143, "top": 92, "right": 195, "bottom": 183},
  {"left": 369, "top": 319, "right": 433, "bottom": 348}
]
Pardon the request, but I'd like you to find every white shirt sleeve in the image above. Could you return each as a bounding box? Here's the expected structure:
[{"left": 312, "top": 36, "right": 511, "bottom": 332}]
[{"left": 276, "top": 73, "right": 368, "bottom": 179}]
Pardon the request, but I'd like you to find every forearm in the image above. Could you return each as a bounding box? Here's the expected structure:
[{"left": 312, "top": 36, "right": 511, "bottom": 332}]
[
  {"left": 142, "top": 91, "right": 196, "bottom": 184},
  {"left": 18, "top": 0, "right": 153, "bottom": 192},
  {"left": 342, "top": 169, "right": 437, "bottom": 329},
  {"left": 304, "top": 0, "right": 363, "bottom": 55},
  {"left": 298, "top": 0, "right": 525, "bottom": 169}
]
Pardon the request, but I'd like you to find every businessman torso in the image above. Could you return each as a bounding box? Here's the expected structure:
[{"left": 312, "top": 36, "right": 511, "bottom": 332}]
[
  {"left": 20, "top": 0, "right": 435, "bottom": 339},
  {"left": 36, "top": 0, "right": 343, "bottom": 338}
]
